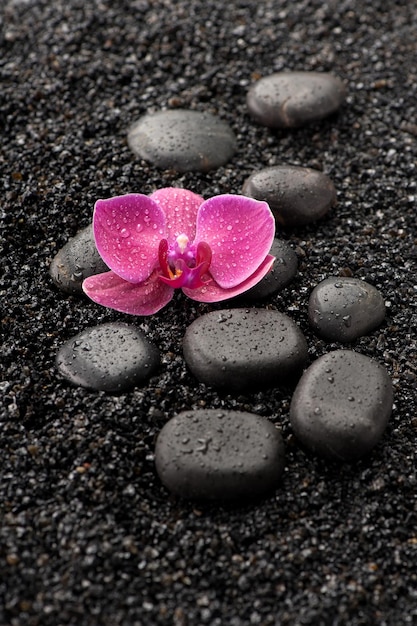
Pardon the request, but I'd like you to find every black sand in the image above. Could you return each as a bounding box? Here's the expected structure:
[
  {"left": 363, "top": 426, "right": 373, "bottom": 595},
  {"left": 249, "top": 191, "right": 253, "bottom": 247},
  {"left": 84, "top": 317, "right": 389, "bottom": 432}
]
[{"left": 1, "top": 1, "right": 417, "bottom": 624}]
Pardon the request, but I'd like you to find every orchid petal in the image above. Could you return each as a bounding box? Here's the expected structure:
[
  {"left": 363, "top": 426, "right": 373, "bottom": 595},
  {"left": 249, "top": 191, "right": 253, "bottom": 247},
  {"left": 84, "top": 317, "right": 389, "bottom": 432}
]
[
  {"left": 194, "top": 194, "right": 275, "bottom": 289},
  {"left": 82, "top": 270, "right": 174, "bottom": 315},
  {"left": 150, "top": 187, "right": 204, "bottom": 243},
  {"left": 93, "top": 194, "right": 166, "bottom": 283},
  {"left": 183, "top": 254, "right": 275, "bottom": 303},
  {"left": 158, "top": 238, "right": 171, "bottom": 279}
]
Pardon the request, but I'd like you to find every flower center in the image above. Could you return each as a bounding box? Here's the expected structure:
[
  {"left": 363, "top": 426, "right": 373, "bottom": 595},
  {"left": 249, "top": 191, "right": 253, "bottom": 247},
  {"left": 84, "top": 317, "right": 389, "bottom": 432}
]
[
  {"left": 167, "top": 234, "right": 196, "bottom": 272},
  {"left": 158, "top": 234, "right": 212, "bottom": 289}
]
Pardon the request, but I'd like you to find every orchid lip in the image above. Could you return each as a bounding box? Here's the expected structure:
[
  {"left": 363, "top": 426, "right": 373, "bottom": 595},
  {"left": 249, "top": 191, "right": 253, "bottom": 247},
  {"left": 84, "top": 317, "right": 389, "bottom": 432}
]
[{"left": 158, "top": 237, "right": 212, "bottom": 289}]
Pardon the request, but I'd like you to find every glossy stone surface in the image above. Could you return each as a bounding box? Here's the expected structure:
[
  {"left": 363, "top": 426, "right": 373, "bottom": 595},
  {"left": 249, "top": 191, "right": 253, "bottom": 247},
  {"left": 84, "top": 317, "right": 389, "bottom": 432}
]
[
  {"left": 183, "top": 308, "right": 308, "bottom": 391},
  {"left": 50, "top": 225, "right": 108, "bottom": 294},
  {"left": 290, "top": 350, "right": 393, "bottom": 461},
  {"left": 247, "top": 71, "right": 346, "bottom": 128},
  {"left": 308, "top": 277, "right": 386, "bottom": 342},
  {"left": 127, "top": 109, "right": 237, "bottom": 172},
  {"left": 155, "top": 409, "right": 285, "bottom": 501},
  {"left": 56, "top": 323, "right": 160, "bottom": 392},
  {"left": 242, "top": 166, "right": 336, "bottom": 226},
  {"left": 242, "top": 238, "right": 298, "bottom": 300}
]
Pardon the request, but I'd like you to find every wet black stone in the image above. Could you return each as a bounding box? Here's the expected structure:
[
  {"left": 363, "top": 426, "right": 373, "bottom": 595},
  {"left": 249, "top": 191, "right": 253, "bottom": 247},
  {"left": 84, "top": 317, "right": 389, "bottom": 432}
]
[
  {"left": 50, "top": 225, "right": 108, "bottom": 294},
  {"left": 183, "top": 308, "right": 308, "bottom": 391},
  {"left": 242, "top": 166, "right": 336, "bottom": 227},
  {"left": 308, "top": 277, "right": 386, "bottom": 342},
  {"left": 290, "top": 350, "right": 393, "bottom": 461},
  {"left": 56, "top": 323, "right": 160, "bottom": 392},
  {"left": 155, "top": 409, "right": 285, "bottom": 502},
  {"left": 247, "top": 71, "right": 346, "bottom": 128},
  {"left": 242, "top": 239, "right": 298, "bottom": 300},
  {"left": 127, "top": 109, "right": 237, "bottom": 172}
]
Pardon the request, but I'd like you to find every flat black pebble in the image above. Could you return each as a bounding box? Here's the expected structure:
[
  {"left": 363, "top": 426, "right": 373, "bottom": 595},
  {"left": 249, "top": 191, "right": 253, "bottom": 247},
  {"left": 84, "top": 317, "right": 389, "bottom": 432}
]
[
  {"left": 290, "top": 350, "right": 393, "bottom": 461},
  {"left": 56, "top": 323, "right": 160, "bottom": 392},
  {"left": 247, "top": 71, "right": 346, "bottom": 128},
  {"left": 183, "top": 309, "right": 308, "bottom": 391},
  {"left": 155, "top": 409, "right": 285, "bottom": 502},
  {"left": 242, "top": 166, "right": 336, "bottom": 227},
  {"left": 308, "top": 277, "right": 386, "bottom": 342},
  {"left": 127, "top": 109, "right": 236, "bottom": 172},
  {"left": 242, "top": 239, "right": 298, "bottom": 300},
  {"left": 50, "top": 225, "right": 108, "bottom": 294}
]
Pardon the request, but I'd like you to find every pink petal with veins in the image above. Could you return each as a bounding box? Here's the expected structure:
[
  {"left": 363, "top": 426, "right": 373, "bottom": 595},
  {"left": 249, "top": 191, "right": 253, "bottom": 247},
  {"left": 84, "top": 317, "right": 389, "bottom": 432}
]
[
  {"left": 194, "top": 194, "right": 275, "bottom": 289},
  {"left": 150, "top": 187, "right": 204, "bottom": 243},
  {"left": 93, "top": 194, "right": 166, "bottom": 283},
  {"left": 82, "top": 270, "right": 174, "bottom": 315},
  {"left": 183, "top": 254, "right": 275, "bottom": 303}
]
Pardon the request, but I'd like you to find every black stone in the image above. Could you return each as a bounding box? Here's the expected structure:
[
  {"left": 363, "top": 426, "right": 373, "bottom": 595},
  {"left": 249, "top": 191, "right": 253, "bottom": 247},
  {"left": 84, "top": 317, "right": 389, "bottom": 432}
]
[
  {"left": 155, "top": 409, "right": 285, "bottom": 502},
  {"left": 50, "top": 225, "right": 108, "bottom": 294},
  {"left": 247, "top": 71, "right": 346, "bottom": 128},
  {"left": 183, "top": 308, "right": 308, "bottom": 391},
  {"left": 242, "top": 166, "right": 336, "bottom": 227},
  {"left": 242, "top": 239, "right": 298, "bottom": 300},
  {"left": 290, "top": 350, "right": 393, "bottom": 461},
  {"left": 308, "top": 277, "right": 386, "bottom": 342},
  {"left": 127, "top": 109, "right": 237, "bottom": 173},
  {"left": 56, "top": 323, "right": 160, "bottom": 392}
]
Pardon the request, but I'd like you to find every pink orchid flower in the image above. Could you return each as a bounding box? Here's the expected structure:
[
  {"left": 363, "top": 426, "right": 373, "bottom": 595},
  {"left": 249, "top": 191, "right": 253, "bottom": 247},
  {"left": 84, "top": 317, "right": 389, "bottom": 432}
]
[{"left": 82, "top": 188, "right": 275, "bottom": 315}]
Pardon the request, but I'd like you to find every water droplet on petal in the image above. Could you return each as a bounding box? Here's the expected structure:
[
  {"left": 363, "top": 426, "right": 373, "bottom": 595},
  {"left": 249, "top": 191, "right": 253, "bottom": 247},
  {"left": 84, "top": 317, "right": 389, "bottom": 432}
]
[{"left": 120, "top": 228, "right": 130, "bottom": 238}]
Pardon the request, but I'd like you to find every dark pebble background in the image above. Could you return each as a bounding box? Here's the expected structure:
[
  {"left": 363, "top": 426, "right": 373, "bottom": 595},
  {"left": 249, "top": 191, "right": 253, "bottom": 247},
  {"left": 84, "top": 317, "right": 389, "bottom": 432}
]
[{"left": 1, "top": 1, "right": 417, "bottom": 624}]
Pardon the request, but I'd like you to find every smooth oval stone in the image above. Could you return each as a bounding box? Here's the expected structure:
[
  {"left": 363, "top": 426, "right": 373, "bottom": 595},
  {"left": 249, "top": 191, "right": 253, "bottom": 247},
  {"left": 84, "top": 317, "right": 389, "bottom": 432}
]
[
  {"left": 183, "top": 309, "right": 308, "bottom": 392},
  {"left": 127, "top": 109, "right": 237, "bottom": 172},
  {"left": 308, "top": 277, "right": 386, "bottom": 342},
  {"left": 290, "top": 350, "right": 393, "bottom": 461},
  {"left": 242, "top": 239, "right": 298, "bottom": 300},
  {"left": 242, "top": 166, "right": 336, "bottom": 227},
  {"left": 50, "top": 225, "right": 108, "bottom": 294},
  {"left": 155, "top": 409, "right": 285, "bottom": 502},
  {"left": 247, "top": 71, "right": 346, "bottom": 128},
  {"left": 56, "top": 323, "right": 160, "bottom": 392}
]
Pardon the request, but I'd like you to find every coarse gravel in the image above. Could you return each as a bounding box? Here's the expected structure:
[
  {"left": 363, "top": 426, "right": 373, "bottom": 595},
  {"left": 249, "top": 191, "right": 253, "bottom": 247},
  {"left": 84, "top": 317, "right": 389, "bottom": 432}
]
[{"left": 1, "top": 1, "right": 417, "bottom": 625}]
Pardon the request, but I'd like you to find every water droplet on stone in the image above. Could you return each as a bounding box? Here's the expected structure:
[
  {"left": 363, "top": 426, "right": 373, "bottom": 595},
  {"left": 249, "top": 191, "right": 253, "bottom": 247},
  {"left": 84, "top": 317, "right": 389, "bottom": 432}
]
[
  {"left": 70, "top": 270, "right": 83, "bottom": 281},
  {"left": 341, "top": 314, "right": 351, "bottom": 327}
]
